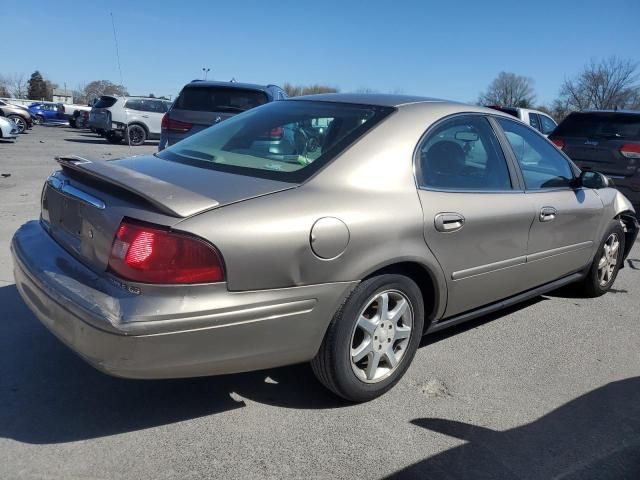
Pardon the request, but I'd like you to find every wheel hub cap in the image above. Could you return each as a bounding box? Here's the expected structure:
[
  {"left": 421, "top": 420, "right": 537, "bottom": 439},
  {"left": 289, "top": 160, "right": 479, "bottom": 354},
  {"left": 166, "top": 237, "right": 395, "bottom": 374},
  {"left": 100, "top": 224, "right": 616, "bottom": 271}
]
[
  {"left": 597, "top": 233, "right": 620, "bottom": 287},
  {"left": 350, "top": 290, "right": 413, "bottom": 383}
]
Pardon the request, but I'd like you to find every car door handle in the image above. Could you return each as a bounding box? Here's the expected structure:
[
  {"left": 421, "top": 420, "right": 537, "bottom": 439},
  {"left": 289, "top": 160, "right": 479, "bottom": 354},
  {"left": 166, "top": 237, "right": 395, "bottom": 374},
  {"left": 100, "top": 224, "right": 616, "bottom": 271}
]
[
  {"left": 539, "top": 206, "right": 557, "bottom": 222},
  {"left": 434, "top": 213, "right": 465, "bottom": 232}
]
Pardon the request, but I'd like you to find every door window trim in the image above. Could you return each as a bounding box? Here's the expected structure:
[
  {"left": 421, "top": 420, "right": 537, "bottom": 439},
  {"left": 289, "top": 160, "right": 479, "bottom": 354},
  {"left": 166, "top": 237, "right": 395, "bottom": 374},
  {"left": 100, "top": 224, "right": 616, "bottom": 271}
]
[
  {"left": 412, "top": 112, "right": 525, "bottom": 193},
  {"left": 491, "top": 115, "right": 581, "bottom": 193}
]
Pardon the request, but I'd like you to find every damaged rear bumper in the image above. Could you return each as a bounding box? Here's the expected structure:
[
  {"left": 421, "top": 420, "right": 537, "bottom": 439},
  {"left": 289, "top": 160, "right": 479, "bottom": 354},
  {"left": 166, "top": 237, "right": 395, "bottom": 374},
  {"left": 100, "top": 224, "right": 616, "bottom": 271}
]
[{"left": 11, "top": 221, "right": 356, "bottom": 379}]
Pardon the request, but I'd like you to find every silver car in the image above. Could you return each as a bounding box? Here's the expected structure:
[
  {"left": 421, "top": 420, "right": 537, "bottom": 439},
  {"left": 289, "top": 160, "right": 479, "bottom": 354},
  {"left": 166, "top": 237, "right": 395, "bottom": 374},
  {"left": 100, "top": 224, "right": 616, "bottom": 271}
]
[
  {"left": 0, "top": 116, "right": 19, "bottom": 140},
  {"left": 11, "top": 94, "right": 638, "bottom": 402}
]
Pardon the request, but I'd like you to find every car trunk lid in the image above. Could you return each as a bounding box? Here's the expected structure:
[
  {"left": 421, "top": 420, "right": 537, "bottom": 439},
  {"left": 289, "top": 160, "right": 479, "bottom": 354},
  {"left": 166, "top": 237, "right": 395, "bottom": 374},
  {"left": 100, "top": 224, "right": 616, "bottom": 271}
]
[{"left": 43, "top": 155, "right": 296, "bottom": 272}]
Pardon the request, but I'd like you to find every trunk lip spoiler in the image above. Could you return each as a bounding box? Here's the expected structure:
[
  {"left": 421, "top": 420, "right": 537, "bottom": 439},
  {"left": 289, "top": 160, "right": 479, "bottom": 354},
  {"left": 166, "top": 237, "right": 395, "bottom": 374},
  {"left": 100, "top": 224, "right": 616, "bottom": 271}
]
[{"left": 55, "top": 155, "right": 219, "bottom": 218}]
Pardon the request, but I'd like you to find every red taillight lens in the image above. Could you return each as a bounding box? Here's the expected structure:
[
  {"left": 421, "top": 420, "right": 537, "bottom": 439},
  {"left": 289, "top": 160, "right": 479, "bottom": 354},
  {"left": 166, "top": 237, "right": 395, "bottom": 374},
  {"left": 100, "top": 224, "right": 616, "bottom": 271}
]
[
  {"left": 551, "top": 138, "right": 565, "bottom": 150},
  {"left": 270, "top": 127, "right": 284, "bottom": 139},
  {"left": 620, "top": 143, "right": 640, "bottom": 159},
  {"left": 161, "top": 113, "right": 192, "bottom": 133},
  {"left": 108, "top": 220, "right": 224, "bottom": 284}
]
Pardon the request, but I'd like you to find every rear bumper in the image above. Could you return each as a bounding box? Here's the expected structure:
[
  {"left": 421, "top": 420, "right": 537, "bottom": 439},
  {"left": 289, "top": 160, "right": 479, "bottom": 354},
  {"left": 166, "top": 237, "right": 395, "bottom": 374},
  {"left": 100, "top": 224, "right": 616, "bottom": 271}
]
[{"left": 12, "top": 221, "right": 356, "bottom": 379}]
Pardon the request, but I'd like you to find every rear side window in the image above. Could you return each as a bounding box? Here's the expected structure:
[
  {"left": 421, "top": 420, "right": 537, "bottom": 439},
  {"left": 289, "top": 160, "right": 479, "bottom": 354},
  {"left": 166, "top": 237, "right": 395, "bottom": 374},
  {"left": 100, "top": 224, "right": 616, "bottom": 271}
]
[
  {"left": 554, "top": 112, "right": 640, "bottom": 140},
  {"left": 417, "top": 115, "right": 512, "bottom": 191},
  {"left": 498, "top": 118, "right": 573, "bottom": 189},
  {"left": 175, "top": 87, "right": 268, "bottom": 113},
  {"left": 93, "top": 96, "right": 117, "bottom": 108},
  {"left": 125, "top": 99, "right": 166, "bottom": 113},
  {"left": 540, "top": 115, "right": 557, "bottom": 135}
]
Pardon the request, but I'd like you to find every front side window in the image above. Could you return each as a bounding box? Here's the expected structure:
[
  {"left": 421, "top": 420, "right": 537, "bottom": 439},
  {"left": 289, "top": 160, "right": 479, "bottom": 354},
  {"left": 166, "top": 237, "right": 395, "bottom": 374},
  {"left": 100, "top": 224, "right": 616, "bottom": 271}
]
[
  {"left": 157, "top": 100, "right": 393, "bottom": 182},
  {"left": 497, "top": 118, "right": 573, "bottom": 189},
  {"left": 417, "top": 115, "right": 512, "bottom": 191}
]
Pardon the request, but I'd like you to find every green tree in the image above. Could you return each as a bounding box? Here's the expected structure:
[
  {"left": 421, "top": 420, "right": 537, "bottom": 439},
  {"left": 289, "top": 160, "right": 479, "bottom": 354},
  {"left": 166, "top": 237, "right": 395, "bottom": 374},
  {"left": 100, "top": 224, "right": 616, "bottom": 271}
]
[{"left": 27, "top": 71, "right": 48, "bottom": 100}]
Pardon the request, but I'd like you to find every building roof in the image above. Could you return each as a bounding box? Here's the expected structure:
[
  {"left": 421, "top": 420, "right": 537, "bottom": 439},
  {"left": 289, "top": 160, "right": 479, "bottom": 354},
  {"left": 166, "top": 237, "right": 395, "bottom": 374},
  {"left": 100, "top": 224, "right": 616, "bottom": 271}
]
[{"left": 52, "top": 88, "right": 72, "bottom": 96}]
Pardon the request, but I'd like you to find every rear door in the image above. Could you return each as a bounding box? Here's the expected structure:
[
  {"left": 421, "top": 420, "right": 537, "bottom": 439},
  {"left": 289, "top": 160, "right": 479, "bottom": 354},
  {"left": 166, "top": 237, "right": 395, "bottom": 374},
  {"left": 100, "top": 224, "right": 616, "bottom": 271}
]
[
  {"left": 496, "top": 117, "right": 603, "bottom": 288},
  {"left": 416, "top": 114, "right": 535, "bottom": 317},
  {"left": 551, "top": 112, "right": 640, "bottom": 178}
]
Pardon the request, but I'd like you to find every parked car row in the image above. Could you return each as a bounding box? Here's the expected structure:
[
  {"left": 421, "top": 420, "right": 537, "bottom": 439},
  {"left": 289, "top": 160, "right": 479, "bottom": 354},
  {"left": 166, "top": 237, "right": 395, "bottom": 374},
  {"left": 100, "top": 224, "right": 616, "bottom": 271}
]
[{"left": 0, "top": 99, "right": 34, "bottom": 134}]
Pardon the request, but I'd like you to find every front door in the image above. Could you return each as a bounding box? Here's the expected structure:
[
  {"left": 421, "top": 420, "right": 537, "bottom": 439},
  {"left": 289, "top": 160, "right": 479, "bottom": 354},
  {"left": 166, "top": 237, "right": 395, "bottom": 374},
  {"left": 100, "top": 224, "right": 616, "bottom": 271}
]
[
  {"left": 495, "top": 117, "right": 604, "bottom": 288},
  {"left": 415, "top": 114, "right": 535, "bottom": 317}
]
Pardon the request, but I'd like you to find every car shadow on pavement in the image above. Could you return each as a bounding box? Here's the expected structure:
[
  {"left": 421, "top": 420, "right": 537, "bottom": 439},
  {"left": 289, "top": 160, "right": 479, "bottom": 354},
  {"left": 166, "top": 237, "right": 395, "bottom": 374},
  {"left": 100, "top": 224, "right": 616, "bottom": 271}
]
[
  {"left": 0, "top": 284, "right": 345, "bottom": 445},
  {"left": 385, "top": 377, "right": 640, "bottom": 479}
]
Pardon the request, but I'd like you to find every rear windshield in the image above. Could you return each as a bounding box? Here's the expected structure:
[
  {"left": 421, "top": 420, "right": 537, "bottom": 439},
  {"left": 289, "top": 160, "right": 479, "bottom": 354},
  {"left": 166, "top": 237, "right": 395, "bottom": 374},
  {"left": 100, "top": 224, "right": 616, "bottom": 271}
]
[
  {"left": 157, "top": 100, "right": 393, "bottom": 182},
  {"left": 93, "top": 96, "right": 117, "bottom": 109},
  {"left": 554, "top": 112, "right": 640, "bottom": 140},
  {"left": 175, "top": 86, "right": 268, "bottom": 113}
]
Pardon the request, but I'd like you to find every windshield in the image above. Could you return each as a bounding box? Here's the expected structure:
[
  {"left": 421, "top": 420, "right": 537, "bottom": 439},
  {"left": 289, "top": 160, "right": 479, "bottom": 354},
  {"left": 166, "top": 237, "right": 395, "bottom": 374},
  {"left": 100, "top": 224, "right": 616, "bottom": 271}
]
[
  {"left": 157, "top": 100, "right": 393, "bottom": 182},
  {"left": 554, "top": 112, "right": 640, "bottom": 140},
  {"left": 175, "top": 86, "right": 268, "bottom": 113}
]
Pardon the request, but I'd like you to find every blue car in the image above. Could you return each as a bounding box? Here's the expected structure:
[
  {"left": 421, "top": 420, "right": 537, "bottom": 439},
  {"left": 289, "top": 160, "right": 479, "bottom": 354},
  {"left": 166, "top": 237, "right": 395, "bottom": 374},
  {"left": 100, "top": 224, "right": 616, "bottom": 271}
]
[{"left": 29, "top": 103, "right": 67, "bottom": 124}]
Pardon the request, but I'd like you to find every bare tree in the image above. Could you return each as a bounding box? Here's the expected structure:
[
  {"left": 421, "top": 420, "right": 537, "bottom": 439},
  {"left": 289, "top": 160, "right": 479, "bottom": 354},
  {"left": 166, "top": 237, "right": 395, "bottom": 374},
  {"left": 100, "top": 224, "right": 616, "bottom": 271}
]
[
  {"left": 558, "top": 56, "right": 640, "bottom": 111},
  {"left": 83, "top": 80, "right": 129, "bottom": 103},
  {"left": 478, "top": 72, "right": 536, "bottom": 107},
  {"left": 283, "top": 82, "right": 338, "bottom": 97},
  {"left": 6, "top": 73, "right": 28, "bottom": 98}
]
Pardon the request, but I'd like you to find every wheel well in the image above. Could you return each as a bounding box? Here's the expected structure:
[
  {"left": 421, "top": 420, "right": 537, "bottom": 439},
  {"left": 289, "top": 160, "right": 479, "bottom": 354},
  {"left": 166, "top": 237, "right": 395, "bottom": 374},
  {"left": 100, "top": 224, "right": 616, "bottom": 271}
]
[
  {"left": 616, "top": 211, "right": 639, "bottom": 260},
  {"left": 363, "top": 262, "right": 439, "bottom": 329}
]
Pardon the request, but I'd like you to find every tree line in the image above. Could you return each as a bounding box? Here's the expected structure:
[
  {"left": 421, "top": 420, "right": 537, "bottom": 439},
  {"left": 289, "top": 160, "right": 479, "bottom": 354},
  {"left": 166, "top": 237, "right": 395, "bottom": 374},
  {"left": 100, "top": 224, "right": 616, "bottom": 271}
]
[
  {"left": 2, "top": 56, "right": 638, "bottom": 120},
  {"left": 478, "top": 56, "right": 640, "bottom": 120}
]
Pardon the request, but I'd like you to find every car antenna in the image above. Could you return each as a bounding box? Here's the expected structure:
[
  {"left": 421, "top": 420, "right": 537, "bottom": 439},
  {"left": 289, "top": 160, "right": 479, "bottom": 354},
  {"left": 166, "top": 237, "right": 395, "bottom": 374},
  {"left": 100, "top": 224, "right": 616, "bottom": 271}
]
[{"left": 110, "top": 12, "right": 131, "bottom": 151}]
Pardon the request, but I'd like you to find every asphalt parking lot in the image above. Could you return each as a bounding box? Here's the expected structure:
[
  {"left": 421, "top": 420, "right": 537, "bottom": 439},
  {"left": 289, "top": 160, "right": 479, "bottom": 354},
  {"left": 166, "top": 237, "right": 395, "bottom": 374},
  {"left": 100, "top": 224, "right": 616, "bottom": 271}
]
[{"left": 1, "top": 125, "right": 639, "bottom": 480}]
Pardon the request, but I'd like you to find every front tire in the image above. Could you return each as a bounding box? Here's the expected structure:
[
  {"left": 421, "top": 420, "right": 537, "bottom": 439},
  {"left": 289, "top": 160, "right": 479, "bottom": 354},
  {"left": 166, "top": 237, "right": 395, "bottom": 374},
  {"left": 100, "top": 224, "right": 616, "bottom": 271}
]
[
  {"left": 579, "top": 221, "right": 625, "bottom": 297},
  {"left": 8, "top": 115, "right": 26, "bottom": 133},
  {"left": 312, "top": 274, "right": 424, "bottom": 402}
]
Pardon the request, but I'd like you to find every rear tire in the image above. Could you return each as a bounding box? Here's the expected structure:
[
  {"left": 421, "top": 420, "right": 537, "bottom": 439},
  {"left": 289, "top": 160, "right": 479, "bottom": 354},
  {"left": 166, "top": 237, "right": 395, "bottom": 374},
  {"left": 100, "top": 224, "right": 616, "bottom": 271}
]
[
  {"left": 578, "top": 221, "right": 625, "bottom": 297},
  {"left": 126, "top": 124, "right": 147, "bottom": 146},
  {"left": 34, "top": 115, "right": 45, "bottom": 125},
  {"left": 312, "top": 274, "right": 424, "bottom": 402},
  {"left": 105, "top": 131, "right": 123, "bottom": 144}
]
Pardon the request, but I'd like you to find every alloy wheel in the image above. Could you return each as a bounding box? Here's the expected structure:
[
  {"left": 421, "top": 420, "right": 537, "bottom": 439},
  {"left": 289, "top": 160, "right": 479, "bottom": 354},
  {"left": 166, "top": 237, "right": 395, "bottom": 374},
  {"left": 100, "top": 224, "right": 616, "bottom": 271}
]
[
  {"left": 127, "top": 125, "right": 145, "bottom": 145},
  {"left": 597, "top": 233, "right": 620, "bottom": 287},
  {"left": 10, "top": 116, "right": 25, "bottom": 133},
  {"left": 350, "top": 290, "right": 413, "bottom": 383}
]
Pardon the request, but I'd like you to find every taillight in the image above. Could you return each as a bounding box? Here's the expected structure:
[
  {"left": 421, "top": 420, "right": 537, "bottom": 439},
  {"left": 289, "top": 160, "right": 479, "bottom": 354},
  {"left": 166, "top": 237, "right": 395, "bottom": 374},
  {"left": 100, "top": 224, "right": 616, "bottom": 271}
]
[
  {"left": 551, "top": 138, "right": 565, "bottom": 150},
  {"left": 161, "top": 113, "right": 192, "bottom": 133},
  {"left": 108, "top": 220, "right": 224, "bottom": 284},
  {"left": 620, "top": 143, "right": 640, "bottom": 159},
  {"left": 270, "top": 127, "right": 284, "bottom": 140}
]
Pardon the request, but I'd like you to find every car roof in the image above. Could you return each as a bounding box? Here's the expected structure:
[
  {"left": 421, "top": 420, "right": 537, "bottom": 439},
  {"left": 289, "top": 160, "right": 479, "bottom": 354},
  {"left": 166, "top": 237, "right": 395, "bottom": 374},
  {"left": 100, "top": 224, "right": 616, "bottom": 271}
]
[
  {"left": 289, "top": 93, "right": 448, "bottom": 107},
  {"left": 286, "top": 93, "right": 512, "bottom": 117},
  {"left": 184, "top": 80, "right": 272, "bottom": 91},
  {"left": 578, "top": 109, "right": 640, "bottom": 115}
]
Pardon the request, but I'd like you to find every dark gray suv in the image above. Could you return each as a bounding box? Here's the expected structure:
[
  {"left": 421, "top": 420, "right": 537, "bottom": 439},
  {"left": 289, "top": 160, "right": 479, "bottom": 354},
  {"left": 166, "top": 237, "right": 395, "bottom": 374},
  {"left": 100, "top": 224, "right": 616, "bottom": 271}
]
[
  {"left": 159, "top": 80, "right": 286, "bottom": 151},
  {"left": 549, "top": 111, "right": 640, "bottom": 209}
]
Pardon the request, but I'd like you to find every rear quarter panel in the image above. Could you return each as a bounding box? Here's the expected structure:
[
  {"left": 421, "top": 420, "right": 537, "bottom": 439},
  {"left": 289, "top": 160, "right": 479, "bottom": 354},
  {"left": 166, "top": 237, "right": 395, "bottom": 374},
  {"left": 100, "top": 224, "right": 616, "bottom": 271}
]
[{"left": 175, "top": 103, "right": 462, "bottom": 320}]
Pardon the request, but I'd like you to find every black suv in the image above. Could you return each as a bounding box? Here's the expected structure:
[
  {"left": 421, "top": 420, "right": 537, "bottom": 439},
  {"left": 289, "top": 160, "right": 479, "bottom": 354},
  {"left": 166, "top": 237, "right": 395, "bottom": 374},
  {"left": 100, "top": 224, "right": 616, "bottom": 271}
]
[
  {"left": 159, "top": 80, "right": 286, "bottom": 151},
  {"left": 549, "top": 111, "right": 640, "bottom": 208}
]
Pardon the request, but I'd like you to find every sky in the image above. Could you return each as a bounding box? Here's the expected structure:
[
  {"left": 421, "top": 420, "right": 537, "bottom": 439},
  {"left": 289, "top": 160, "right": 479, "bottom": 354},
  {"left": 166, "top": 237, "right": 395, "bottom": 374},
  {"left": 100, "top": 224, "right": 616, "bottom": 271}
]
[{"left": 3, "top": 0, "right": 639, "bottom": 105}]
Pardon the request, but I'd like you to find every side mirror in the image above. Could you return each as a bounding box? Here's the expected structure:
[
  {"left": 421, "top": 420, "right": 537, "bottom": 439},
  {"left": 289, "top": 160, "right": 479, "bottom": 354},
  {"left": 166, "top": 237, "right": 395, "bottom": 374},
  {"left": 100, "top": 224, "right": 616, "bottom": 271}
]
[{"left": 579, "top": 170, "right": 611, "bottom": 189}]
